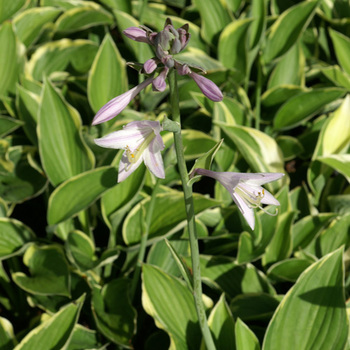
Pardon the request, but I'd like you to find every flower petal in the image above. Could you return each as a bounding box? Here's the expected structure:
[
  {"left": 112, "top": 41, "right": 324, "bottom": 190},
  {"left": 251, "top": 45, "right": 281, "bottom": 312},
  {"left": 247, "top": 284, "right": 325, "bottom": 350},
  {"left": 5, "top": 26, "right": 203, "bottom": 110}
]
[
  {"left": 188, "top": 72, "right": 223, "bottom": 102},
  {"left": 143, "top": 149, "right": 165, "bottom": 179},
  {"left": 260, "top": 189, "right": 280, "bottom": 206},
  {"left": 143, "top": 136, "right": 165, "bottom": 179},
  {"left": 118, "top": 152, "right": 144, "bottom": 182},
  {"left": 242, "top": 172, "right": 284, "bottom": 186},
  {"left": 92, "top": 77, "right": 153, "bottom": 125},
  {"left": 232, "top": 192, "right": 255, "bottom": 230},
  {"left": 94, "top": 127, "right": 150, "bottom": 149},
  {"left": 192, "top": 169, "right": 240, "bottom": 189}
]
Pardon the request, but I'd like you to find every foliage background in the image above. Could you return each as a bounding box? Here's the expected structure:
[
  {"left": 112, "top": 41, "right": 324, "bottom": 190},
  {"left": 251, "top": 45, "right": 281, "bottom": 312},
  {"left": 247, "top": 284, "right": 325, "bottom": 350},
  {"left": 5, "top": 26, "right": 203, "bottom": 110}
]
[{"left": 0, "top": 0, "right": 350, "bottom": 349}]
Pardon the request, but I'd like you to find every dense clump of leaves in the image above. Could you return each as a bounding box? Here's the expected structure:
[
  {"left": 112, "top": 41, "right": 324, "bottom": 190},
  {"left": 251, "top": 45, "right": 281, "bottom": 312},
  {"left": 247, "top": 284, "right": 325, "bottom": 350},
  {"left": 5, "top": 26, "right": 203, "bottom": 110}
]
[{"left": 0, "top": 0, "right": 349, "bottom": 349}]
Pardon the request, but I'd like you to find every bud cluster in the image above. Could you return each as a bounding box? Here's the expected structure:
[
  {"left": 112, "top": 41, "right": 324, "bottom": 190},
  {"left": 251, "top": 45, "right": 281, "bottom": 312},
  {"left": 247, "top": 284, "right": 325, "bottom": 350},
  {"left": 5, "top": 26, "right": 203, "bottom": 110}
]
[{"left": 123, "top": 18, "right": 223, "bottom": 101}]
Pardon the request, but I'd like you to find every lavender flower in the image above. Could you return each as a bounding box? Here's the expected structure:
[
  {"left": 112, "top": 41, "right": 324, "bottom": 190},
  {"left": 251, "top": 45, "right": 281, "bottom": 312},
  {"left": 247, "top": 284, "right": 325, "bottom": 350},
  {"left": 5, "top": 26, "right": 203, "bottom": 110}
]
[
  {"left": 193, "top": 169, "right": 284, "bottom": 230},
  {"left": 92, "top": 77, "right": 153, "bottom": 125},
  {"left": 94, "top": 120, "right": 165, "bottom": 182}
]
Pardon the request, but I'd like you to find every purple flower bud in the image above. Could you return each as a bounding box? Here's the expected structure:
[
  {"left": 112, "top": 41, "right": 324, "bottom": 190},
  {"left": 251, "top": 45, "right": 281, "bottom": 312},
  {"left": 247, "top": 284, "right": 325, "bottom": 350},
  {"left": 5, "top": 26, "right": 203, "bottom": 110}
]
[
  {"left": 161, "top": 55, "right": 174, "bottom": 68},
  {"left": 123, "top": 27, "right": 149, "bottom": 43},
  {"left": 143, "top": 58, "right": 158, "bottom": 74},
  {"left": 92, "top": 77, "right": 153, "bottom": 125},
  {"left": 152, "top": 68, "right": 169, "bottom": 92},
  {"left": 188, "top": 72, "right": 223, "bottom": 102},
  {"left": 178, "top": 28, "right": 190, "bottom": 51},
  {"left": 170, "top": 38, "right": 182, "bottom": 54},
  {"left": 176, "top": 63, "right": 191, "bottom": 76},
  {"left": 155, "top": 30, "right": 171, "bottom": 51}
]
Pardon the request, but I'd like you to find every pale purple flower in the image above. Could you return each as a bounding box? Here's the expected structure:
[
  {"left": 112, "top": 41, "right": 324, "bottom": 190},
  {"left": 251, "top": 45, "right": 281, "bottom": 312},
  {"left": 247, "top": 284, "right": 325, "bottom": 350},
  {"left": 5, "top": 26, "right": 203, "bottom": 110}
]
[
  {"left": 143, "top": 58, "right": 158, "bottom": 74},
  {"left": 188, "top": 72, "right": 223, "bottom": 102},
  {"left": 123, "top": 27, "right": 150, "bottom": 43},
  {"left": 193, "top": 169, "right": 284, "bottom": 230},
  {"left": 152, "top": 67, "right": 169, "bottom": 92},
  {"left": 92, "top": 77, "right": 153, "bottom": 125},
  {"left": 176, "top": 64, "right": 223, "bottom": 102},
  {"left": 94, "top": 120, "right": 165, "bottom": 182}
]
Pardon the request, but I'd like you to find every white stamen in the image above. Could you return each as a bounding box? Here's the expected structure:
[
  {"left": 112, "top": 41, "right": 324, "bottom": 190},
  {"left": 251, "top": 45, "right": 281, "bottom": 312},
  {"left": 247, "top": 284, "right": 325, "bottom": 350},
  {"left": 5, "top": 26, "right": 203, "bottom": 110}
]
[{"left": 234, "top": 185, "right": 277, "bottom": 217}]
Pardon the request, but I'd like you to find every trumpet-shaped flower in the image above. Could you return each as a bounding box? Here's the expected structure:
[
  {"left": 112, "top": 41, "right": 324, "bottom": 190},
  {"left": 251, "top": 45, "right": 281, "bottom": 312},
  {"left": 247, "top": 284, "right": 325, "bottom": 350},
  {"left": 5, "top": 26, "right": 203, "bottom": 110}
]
[
  {"left": 94, "top": 120, "right": 165, "bottom": 182},
  {"left": 193, "top": 169, "right": 284, "bottom": 230},
  {"left": 92, "top": 77, "right": 154, "bottom": 125}
]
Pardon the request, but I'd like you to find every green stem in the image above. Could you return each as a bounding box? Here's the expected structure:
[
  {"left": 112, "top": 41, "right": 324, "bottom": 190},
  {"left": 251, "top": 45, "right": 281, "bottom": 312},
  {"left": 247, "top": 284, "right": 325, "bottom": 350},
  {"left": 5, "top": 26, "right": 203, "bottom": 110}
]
[
  {"left": 168, "top": 69, "right": 216, "bottom": 350},
  {"left": 130, "top": 178, "right": 160, "bottom": 301}
]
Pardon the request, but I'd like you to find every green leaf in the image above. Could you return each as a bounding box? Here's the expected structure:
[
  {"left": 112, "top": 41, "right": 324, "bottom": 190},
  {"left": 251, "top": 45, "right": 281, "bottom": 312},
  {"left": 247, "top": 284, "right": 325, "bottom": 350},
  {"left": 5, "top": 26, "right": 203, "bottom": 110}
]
[
  {"left": 123, "top": 191, "right": 218, "bottom": 245},
  {"left": 162, "top": 239, "right": 193, "bottom": 291},
  {"left": 267, "top": 42, "right": 304, "bottom": 89},
  {"left": 14, "top": 295, "right": 84, "bottom": 350},
  {"left": 187, "top": 255, "right": 274, "bottom": 298},
  {"left": 263, "top": 0, "right": 319, "bottom": 62},
  {"left": 101, "top": 163, "right": 145, "bottom": 222},
  {"left": 231, "top": 294, "right": 280, "bottom": 321},
  {"left": 207, "top": 294, "right": 235, "bottom": 350},
  {"left": 16, "top": 84, "right": 40, "bottom": 145},
  {"left": 142, "top": 264, "right": 201, "bottom": 350},
  {"left": 38, "top": 79, "right": 94, "bottom": 186},
  {"left": 91, "top": 279, "right": 136, "bottom": 348},
  {"left": 48, "top": 166, "right": 117, "bottom": 225},
  {"left": 66, "top": 230, "right": 97, "bottom": 271},
  {"left": 262, "top": 248, "right": 348, "bottom": 350},
  {"left": 262, "top": 211, "right": 296, "bottom": 267},
  {"left": 12, "top": 244, "right": 70, "bottom": 296},
  {"left": 0, "top": 0, "right": 26, "bottom": 23},
  {"left": 276, "top": 136, "right": 304, "bottom": 161},
  {"left": 218, "top": 125, "right": 285, "bottom": 192},
  {"left": 261, "top": 85, "right": 303, "bottom": 118},
  {"left": 235, "top": 318, "right": 260, "bottom": 350},
  {"left": 0, "top": 22, "right": 24, "bottom": 97},
  {"left": 181, "top": 129, "right": 218, "bottom": 160},
  {"left": 249, "top": 0, "right": 267, "bottom": 49},
  {"left": 0, "top": 218, "right": 35, "bottom": 260},
  {"left": 67, "top": 325, "right": 100, "bottom": 350},
  {"left": 317, "top": 154, "right": 350, "bottom": 182},
  {"left": 189, "top": 139, "right": 223, "bottom": 186},
  {"left": 0, "top": 116, "right": 23, "bottom": 137},
  {"left": 55, "top": 3, "right": 113, "bottom": 33},
  {"left": 328, "top": 195, "right": 350, "bottom": 215},
  {"left": 0, "top": 317, "right": 16, "bottom": 350},
  {"left": 313, "top": 95, "right": 350, "bottom": 157},
  {"left": 273, "top": 88, "right": 345, "bottom": 130},
  {"left": 13, "top": 7, "right": 61, "bottom": 46},
  {"left": 88, "top": 33, "right": 127, "bottom": 113},
  {"left": 267, "top": 258, "right": 313, "bottom": 282},
  {"left": 321, "top": 65, "right": 350, "bottom": 90},
  {"left": 26, "top": 39, "right": 98, "bottom": 80},
  {"left": 292, "top": 213, "right": 336, "bottom": 250},
  {"left": 0, "top": 146, "right": 47, "bottom": 203},
  {"left": 318, "top": 214, "right": 350, "bottom": 256},
  {"left": 218, "top": 19, "right": 252, "bottom": 81},
  {"left": 329, "top": 29, "right": 350, "bottom": 76},
  {"left": 192, "top": 0, "right": 231, "bottom": 45}
]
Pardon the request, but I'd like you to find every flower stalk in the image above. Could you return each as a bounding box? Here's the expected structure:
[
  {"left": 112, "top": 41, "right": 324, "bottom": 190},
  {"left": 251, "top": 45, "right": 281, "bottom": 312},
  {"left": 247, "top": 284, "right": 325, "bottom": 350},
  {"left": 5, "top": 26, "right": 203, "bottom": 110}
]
[
  {"left": 168, "top": 68, "right": 216, "bottom": 350},
  {"left": 130, "top": 177, "right": 160, "bottom": 301}
]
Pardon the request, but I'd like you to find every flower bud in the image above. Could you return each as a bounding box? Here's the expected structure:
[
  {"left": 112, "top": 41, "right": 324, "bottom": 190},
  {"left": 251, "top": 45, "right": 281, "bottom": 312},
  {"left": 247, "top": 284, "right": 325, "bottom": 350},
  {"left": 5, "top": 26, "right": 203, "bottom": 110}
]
[
  {"left": 152, "top": 68, "right": 169, "bottom": 92},
  {"left": 188, "top": 72, "right": 223, "bottom": 102},
  {"left": 143, "top": 58, "right": 158, "bottom": 74},
  {"left": 123, "top": 27, "right": 149, "bottom": 43}
]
